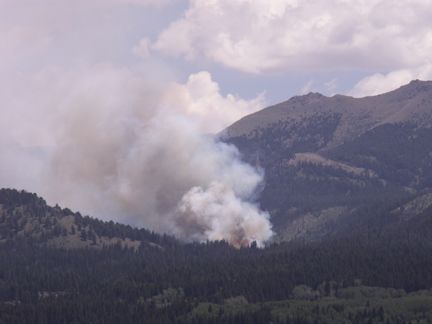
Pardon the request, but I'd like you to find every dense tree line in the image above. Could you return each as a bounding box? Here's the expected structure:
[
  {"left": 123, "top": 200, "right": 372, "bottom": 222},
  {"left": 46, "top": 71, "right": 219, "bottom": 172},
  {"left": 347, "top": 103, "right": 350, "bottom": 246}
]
[
  {"left": 1, "top": 188, "right": 432, "bottom": 323},
  {"left": 1, "top": 233, "right": 432, "bottom": 323}
]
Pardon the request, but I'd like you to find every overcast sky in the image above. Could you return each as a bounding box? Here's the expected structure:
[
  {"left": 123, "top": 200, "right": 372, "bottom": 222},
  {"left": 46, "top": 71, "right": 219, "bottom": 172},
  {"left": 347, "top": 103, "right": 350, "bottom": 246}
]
[{"left": 1, "top": 0, "right": 432, "bottom": 212}]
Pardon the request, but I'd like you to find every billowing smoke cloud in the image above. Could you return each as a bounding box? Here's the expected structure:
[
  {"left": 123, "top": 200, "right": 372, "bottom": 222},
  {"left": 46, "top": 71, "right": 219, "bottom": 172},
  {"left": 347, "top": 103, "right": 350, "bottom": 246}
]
[
  {"left": 177, "top": 182, "right": 273, "bottom": 247},
  {"left": 1, "top": 64, "right": 272, "bottom": 247},
  {"left": 0, "top": 1, "right": 273, "bottom": 247}
]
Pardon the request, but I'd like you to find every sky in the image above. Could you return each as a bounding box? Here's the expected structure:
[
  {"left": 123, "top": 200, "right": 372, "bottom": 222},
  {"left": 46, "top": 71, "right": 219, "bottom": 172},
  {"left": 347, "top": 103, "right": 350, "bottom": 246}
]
[
  {"left": 2, "top": 0, "right": 432, "bottom": 105},
  {"left": 1, "top": 0, "right": 432, "bottom": 240}
]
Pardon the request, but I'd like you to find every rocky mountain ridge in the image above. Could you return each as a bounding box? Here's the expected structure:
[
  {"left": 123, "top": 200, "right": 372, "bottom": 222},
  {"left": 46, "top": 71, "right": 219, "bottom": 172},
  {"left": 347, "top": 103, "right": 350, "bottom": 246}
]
[
  {"left": 223, "top": 80, "right": 432, "bottom": 241},
  {"left": 224, "top": 80, "right": 432, "bottom": 146}
]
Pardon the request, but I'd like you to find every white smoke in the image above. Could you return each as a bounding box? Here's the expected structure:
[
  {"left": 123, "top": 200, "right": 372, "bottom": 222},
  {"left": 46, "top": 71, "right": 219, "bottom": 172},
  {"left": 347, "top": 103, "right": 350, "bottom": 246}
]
[
  {"left": 1, "top": 64, "right": 273, "bottom": 247},
  {"left": 177, "top": 182, "right": 273, "bottom": 248}
]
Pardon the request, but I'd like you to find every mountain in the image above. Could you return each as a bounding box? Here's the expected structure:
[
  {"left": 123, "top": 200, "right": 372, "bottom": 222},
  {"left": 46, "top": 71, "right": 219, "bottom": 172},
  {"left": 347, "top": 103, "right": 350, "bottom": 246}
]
[
  {"left": 222, "top": 80, "right": 432, "bottom": 241},
  {"left": 2, "top": 81, "right": 432, "bottom": 323},
  {"left": 0, "top": 188, "right": 172, "bottom": 250},
  {"left": 1, "top": 189, "right": 432, "bottom": 323}
]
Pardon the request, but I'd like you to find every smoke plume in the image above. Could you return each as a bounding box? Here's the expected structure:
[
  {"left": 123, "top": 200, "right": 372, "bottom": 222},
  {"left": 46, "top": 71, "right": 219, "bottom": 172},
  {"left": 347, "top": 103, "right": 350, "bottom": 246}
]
[
  {"left": 177, "top": 182, "right": 273, "bottom": 247},
  {"left": 1, "top": 65, "right": 273, "bottom": 247}
]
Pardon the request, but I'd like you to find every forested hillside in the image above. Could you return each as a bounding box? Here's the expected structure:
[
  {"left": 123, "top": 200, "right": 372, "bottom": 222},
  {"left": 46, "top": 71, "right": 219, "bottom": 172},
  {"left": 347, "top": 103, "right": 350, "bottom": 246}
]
[
  {"left": 1, "top": 189, "right": 432, "bottom": 323},
  {"left": 0, "top": 188, "right": 174, "bottom": 250}
]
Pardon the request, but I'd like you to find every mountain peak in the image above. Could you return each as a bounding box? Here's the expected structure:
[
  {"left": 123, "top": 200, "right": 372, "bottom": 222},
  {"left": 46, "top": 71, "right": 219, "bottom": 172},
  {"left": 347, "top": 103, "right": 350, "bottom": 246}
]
[
  {"left": 289, "top": 92, "right": 327, "bottom": 105},
  {"left": 407, "top": 79, "right": 430, "bottom": 86},
  {"left": 299, "top": 92, "right": 326, "bottom": 99},
  {"left": 304, "top": 91, "right": 325, "bottom": 98},
  {"left": 395, "top": 79, "right": 432, "bottom": 94}
]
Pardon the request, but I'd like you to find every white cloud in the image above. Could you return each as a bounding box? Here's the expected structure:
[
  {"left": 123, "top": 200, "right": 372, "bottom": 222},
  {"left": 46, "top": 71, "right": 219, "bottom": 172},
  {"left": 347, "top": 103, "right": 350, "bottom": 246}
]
[
  {"left": 350, "top": 64, "right": 432, "bottom": 97},
  {"left": 152, "top": 0, "right": 432, "bottom": 74},
  {"left": 162, "top": 71, "right": 265, "bottom": 133}
]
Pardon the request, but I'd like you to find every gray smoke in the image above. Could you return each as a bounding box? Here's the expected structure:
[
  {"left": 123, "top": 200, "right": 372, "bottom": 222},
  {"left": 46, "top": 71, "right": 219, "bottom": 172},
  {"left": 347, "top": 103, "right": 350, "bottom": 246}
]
[{"left": 1, "top": 65, "right": 273, "bottom": 247}]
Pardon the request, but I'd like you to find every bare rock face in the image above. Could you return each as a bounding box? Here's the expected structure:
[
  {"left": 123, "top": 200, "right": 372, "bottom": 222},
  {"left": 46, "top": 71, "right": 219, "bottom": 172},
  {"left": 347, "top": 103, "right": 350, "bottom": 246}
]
[{"left": 222, "top": 80, "right": 432, "bottom": 241}]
